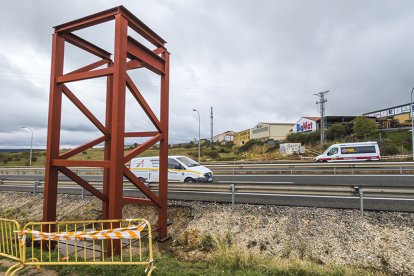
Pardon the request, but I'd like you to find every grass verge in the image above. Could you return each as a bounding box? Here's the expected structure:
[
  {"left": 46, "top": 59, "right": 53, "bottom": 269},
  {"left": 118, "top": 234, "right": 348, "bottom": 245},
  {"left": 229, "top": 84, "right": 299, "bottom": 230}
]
[{"left": 7, "top": 236, "right": 388, "bottom": 276}]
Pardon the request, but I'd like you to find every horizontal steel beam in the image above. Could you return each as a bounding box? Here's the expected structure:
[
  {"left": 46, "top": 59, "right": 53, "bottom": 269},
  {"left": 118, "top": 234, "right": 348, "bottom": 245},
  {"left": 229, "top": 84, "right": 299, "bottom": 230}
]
[
  {"left": 67, "top": 59, "right": 111, "bottom": 75},
  {"left": 62, "top": 33, "right": 112, "bottom": 60},
  {"left": 51, "top": 160, "right": 110, "bottom": 168},
  {"left": 127, "top": 36, "right": 165, "bottom": 75},
  {"left": 57, "top": 67, "right": 113, "bottom": 83}
]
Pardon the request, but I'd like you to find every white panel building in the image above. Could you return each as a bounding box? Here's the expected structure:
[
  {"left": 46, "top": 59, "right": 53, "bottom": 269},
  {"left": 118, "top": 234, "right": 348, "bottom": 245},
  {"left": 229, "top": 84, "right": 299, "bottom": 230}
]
[{"left": 250, "top": 122, "right": 294, "bottom": 141}]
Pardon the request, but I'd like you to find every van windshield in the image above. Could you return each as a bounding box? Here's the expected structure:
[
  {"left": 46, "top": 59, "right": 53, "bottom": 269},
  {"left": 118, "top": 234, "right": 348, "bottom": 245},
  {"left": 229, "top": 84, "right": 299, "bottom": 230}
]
[
  {"left": 324, "top": 147, "right": 332, "bottom": 155},
  {"left": 177, "top": 157, "right": 200, "bottom": 167}
]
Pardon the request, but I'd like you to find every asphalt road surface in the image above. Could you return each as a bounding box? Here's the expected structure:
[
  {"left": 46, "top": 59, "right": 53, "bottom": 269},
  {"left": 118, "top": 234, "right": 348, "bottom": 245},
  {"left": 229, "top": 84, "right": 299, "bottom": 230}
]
[
  {"left": 215, "top": 174, "right": 414, "bottom": 187},
  {"left": 1, "top": 174, "right": 414, "bottom": 212}
]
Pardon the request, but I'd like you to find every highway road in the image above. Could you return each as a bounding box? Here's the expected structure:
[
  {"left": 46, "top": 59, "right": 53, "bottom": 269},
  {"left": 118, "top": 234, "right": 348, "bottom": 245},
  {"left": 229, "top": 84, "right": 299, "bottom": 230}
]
[
  {"left": 215, "top": 174, "right": 414, "bottom": 186},
  {"left": 2, "top": 173, "right": 414, "bottom": 186},
  {"left": 1, "top": 173, "right": 414, "bottom": 212}
]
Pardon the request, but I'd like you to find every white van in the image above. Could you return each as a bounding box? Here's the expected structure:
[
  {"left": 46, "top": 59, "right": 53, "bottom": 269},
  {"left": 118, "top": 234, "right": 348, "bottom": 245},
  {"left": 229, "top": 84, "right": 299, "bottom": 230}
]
[
  {"left": 130, "top": 156, "right": 214, "bottom": 183},
  {"left": 315, "top": 142, "right": 381, "bottom": 162}
]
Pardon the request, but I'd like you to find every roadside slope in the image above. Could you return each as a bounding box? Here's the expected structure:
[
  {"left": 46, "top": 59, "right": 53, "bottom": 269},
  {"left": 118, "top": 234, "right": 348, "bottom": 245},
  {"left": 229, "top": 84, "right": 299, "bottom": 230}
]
[{"left": 0, "top": 192, "right": 413, "bottom": 275}]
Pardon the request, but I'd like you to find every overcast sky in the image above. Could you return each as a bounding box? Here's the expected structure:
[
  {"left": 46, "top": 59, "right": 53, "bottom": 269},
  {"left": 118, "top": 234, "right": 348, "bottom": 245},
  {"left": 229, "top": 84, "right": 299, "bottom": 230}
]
[{"left": 1, "top": 0, "right": 414, "bottom": 148}]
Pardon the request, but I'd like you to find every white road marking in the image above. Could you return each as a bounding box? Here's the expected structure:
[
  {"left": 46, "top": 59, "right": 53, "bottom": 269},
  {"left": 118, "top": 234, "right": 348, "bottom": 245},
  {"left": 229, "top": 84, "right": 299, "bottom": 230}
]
[
  {"left": 218, "top": 181, "right": 294, "bottom": 184},
  {"left": 217, "top": 174, "right": 414, "bottom": 177}
]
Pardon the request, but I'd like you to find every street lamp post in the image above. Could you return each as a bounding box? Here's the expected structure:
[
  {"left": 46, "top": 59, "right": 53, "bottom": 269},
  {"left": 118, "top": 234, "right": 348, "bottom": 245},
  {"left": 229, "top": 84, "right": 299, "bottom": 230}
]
[
  {"left": 192, "top": 109, "right": 201, "bottom": 162},
  {"left": 21, "top": 126, "right": 33, "bottom": 166},
  {"left": 411, "top": 88, "right": 414, "bottom": 161}
]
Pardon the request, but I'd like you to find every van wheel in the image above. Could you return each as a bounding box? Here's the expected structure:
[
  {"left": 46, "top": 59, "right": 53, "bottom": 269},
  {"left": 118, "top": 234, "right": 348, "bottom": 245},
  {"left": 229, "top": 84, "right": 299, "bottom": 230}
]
[
  {"left": 184, "top": 177, "right": 195, "bottom": 183},
  {"left": 138, "top": 177, "right": 146, "bottom": 183}
]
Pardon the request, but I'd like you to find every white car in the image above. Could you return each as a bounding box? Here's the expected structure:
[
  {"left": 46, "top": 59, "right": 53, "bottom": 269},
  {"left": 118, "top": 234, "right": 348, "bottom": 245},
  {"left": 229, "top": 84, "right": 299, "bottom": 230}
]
[{"left": 130, "top": 155, "right": 214, "bottom": 183}]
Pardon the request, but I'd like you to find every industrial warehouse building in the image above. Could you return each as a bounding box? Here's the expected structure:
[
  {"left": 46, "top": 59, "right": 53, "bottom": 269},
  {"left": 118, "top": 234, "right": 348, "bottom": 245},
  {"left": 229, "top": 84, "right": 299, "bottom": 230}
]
[
  {"left": 213, "top": 131, "right": 235, "bottom": 143},
  {"left": 364, "top": 103, "right": 413, "bottom": 129},
  {"left": 292, "top": 116, "right": 356, "bottom": 133},
  {"left": 250, "top": 122, "right": 294, "bottom": 141},
  {"left": 234, "top": 129, "right": 250, "bottom": 145}
]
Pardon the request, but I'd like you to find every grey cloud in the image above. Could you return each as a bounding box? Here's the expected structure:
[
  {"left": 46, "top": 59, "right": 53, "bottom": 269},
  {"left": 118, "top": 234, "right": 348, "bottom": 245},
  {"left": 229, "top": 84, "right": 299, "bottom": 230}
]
[{"left": 1, "top": 0, "right": 414, "bottom": 148}]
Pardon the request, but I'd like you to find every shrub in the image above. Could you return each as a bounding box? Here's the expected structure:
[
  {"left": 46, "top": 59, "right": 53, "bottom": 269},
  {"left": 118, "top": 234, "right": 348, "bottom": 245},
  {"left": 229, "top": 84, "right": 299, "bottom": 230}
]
[
  {"left": 379, "top": 139, "right": 399, "bottom": 155},
  {"left": 187, "top": 152, "right": 198, "bottom": 159},
  {"left": 265, "top": 146, "right": 277, "bottom": 153},
  {"left": 201, "top": 234, "right": 215, "bottom": 252},
  {"left": 237, "top": 140, "right": 263, "bottom": 153},
  {"left": 327, "top": 123, "right": 349, "bottom": 140},
  {"left": 218, "top": 147, "right": 230, "bottom": 153},
  {"left": 204, "top": 150, "right": 219, "bottom": 159},
  {"left": 286, "top": 130, "right": 320, "bottom": 145},
  {"left": 222, "top": 141, "right": 234, "bottom": 148},
  {"left": 0, "top": 154, "right": 11, "bottom": 164}
]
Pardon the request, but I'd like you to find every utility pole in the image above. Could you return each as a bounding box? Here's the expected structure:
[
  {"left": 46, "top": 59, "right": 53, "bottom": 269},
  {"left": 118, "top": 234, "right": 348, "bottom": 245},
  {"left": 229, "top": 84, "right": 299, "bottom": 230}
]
[
  {"left": 193, "top": 109, "right": 201, "bottom": 162},
  {"left": 314, "top": 90, "right": 329, "bottom": 145},
  {"left": 411, "top": 87, "right": 414, "bottom": 160},
  {"left": 210, "top": 107, "right": 213, "bottom": 143},
  {"left": 22, "top": 126, "right": 33, "bottom": 166}
]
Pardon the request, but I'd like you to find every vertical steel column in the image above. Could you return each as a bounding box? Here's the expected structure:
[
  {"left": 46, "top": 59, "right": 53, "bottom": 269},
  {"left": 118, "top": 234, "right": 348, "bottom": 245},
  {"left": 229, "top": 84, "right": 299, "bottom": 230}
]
[
  {"left": 108, "top": 14, "right": 128, "bottom": 221},
  {"left": 43, "top": 34, "right": 65, "bottom": 223},
  {"left": 158, "top": 51, "right": 170, "bottom": 240},
  {"left": 102, "top": 63, "right": 113, "bottom": 220}
]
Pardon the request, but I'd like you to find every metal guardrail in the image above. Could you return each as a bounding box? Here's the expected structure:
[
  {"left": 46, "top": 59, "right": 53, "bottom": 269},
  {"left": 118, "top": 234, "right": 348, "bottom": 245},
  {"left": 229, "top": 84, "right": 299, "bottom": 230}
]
[
  {"left": 1, "top": 178, "right": 407, "bottom": 197},
  {"left": 211, "top": 162, "right": 414, "bottom": 175},
  {"left": 0, "top": 178, "right": 413, "bottom": 215},
  {"left": 1, "top": 162, "right": 414, "bottom": 176}
]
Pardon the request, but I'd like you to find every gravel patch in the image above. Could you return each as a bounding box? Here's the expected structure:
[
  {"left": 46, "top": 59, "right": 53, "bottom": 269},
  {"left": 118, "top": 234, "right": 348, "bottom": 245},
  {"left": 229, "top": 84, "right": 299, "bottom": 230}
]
[{"left": 0, "top": 192, "right": 413, "bottom": 274}]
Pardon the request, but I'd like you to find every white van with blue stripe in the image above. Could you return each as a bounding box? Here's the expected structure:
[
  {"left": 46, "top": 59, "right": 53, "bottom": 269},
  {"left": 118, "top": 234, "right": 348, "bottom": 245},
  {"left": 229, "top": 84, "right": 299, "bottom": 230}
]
[{"left": 130, "top": 156, "right": 214, "bottom": 183}]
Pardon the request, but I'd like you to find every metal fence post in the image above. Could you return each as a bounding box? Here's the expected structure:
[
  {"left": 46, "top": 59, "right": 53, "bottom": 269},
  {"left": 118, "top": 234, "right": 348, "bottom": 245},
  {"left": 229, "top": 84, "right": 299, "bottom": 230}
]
[
  {"left": 0, "top": 179, "right": 3, "bottom": 185},
  {"left": 355, "top": 186, "right": 364, "bottom": 217},
  {"left": 334, "top": 167, "right": 336, "bottom": 175},
  {"left": 33, "top": 180, "right": 39, "bottom": 196},
  {"left": 81, "top": 187, "right": 85, "bottom": 199},
  {"left": 400, "top": 167, "right": 403, "bottom": 175},
  {"left": 231, "top": 184, "right": 235, "bottom": 206}
]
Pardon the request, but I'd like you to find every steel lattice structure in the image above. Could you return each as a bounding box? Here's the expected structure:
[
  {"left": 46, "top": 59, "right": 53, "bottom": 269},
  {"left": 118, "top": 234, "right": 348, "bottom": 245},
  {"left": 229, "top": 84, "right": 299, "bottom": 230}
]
[{"left": 43, "top": 6, "right": 170, "bottom": 241}]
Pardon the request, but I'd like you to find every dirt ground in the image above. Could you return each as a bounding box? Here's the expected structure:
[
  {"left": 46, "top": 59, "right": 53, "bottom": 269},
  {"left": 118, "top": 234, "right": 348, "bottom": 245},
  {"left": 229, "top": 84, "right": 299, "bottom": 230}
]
[{"left": 0, "top": 192, "right": 413, "bottom": 275}]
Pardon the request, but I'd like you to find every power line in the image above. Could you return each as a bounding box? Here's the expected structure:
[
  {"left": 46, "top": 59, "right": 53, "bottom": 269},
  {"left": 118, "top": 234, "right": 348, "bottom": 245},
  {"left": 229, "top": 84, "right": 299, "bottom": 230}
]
[{"left": 0, "top": 72, "right": 317, "bottom": 95}]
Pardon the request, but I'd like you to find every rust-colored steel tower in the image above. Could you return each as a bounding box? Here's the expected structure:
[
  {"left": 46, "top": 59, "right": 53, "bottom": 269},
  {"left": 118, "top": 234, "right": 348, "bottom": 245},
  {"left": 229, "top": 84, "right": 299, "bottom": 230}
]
[{"left": 43, "top": 6, "right": 170, "bottom": 240}]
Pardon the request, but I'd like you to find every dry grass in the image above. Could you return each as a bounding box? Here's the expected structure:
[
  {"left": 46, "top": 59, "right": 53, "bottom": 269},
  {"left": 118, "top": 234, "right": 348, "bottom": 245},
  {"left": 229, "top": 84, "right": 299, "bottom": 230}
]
[{"left": 208, "top": 236, "right": 389, "bottom": 275}]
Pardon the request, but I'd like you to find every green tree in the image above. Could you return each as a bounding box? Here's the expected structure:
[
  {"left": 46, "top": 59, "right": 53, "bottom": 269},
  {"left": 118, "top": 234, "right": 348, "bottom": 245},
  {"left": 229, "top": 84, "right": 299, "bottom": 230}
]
[
  {"left": 327, "top": 123, "right": 348, "bottom": 140},
  {"left": 352, "top": 116, "right": 378, "bottom": 139}
]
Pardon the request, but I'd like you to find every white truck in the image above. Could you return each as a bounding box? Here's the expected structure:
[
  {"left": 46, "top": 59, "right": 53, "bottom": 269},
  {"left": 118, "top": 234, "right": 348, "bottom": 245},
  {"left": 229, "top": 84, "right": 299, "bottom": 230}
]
[
  {"left": 315, "top": 141, "right": 381, "bottom": 162},
  {"left": 130, "top": 156, "right": 214, "bottom": 183}
]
